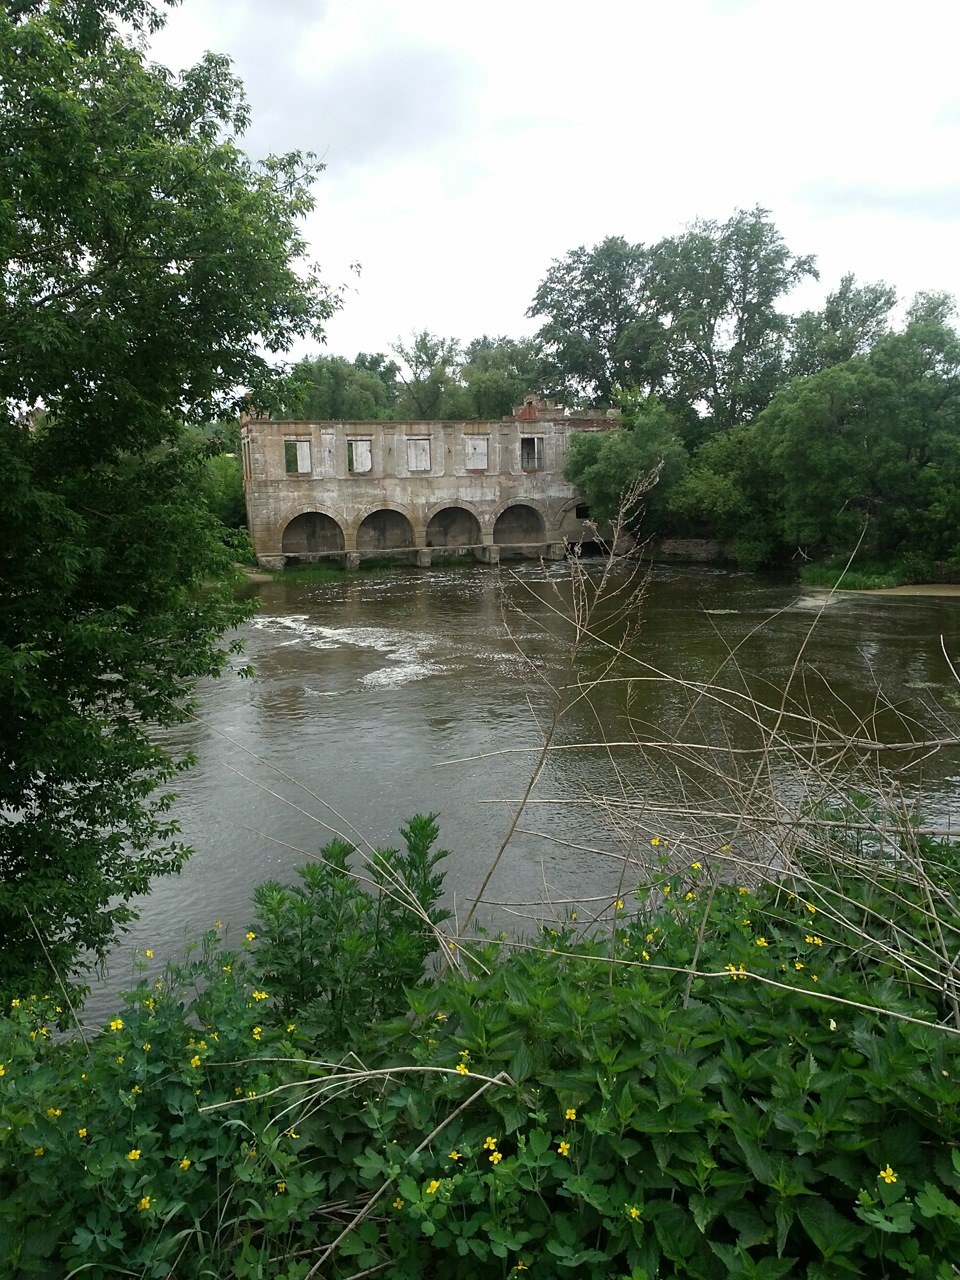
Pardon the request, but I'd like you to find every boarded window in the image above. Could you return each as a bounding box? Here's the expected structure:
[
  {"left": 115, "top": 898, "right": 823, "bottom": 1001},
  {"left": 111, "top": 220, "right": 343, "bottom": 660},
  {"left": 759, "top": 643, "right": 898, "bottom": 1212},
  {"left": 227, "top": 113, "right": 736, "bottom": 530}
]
[
  {"left": 407, "top": 438, "right": 431, "bottom": 471},
  {"left": 464, "top": 435, "right": 488, "bottom": 470},
  {"left": 284, "top": 439, "right": 311, "bottom": 474},
  {"left": 347, "top": 438, "right": 372, "bottom": 473},
  {"left": 520, "top": 436, "right": 544, "bottom": 470}
]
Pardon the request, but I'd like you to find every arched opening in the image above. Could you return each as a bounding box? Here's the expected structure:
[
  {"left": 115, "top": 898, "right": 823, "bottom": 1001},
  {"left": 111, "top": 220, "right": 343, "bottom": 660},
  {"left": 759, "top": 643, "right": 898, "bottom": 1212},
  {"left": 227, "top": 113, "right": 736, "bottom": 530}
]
[
  {"left": 493, "top": 504, "right": 545, "bottom": 548},
  {"left": 281, "top": 512, "right": 345, "bottom": 557},
  {"left": 426, "top": 506, "right": 481, "bottom": 548},
  {"left": 357, "top": 509, "right": 415, "bottom": 552}
]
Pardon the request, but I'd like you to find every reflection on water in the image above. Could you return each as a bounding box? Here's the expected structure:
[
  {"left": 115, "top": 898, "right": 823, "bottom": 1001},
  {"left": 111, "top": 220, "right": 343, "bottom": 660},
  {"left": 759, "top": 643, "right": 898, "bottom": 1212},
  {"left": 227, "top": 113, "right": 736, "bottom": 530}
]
[{"left": 85, "top": 562, "right": 960, "bottom": 1021}]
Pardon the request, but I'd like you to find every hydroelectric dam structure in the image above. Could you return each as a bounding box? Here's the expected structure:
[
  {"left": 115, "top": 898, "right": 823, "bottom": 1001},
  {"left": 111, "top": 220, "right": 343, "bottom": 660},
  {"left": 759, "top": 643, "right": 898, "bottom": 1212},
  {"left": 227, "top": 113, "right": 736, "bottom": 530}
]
[{"left": 241, "top": 398, "right": 620, "bottom": 569}]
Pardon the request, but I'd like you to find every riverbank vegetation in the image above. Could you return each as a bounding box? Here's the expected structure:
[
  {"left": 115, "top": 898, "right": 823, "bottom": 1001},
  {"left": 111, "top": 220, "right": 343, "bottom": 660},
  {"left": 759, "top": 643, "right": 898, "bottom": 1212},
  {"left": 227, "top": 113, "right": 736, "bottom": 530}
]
[{"left": 3, "top": 810, "right": 960, "bottom": 1277}]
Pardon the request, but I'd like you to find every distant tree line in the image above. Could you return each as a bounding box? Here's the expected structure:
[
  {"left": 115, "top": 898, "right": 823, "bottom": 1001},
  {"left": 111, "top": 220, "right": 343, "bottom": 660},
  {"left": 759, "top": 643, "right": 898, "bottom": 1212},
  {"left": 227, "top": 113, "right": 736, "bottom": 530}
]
[{"left": 281, "top": 206, "right": 960, "bottom": 573}]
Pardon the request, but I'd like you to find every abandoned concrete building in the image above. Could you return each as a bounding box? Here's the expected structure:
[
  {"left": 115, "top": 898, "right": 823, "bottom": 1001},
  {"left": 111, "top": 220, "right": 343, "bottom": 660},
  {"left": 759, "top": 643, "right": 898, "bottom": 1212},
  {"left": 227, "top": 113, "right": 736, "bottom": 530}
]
[{"left": 241, "top": 398, "right": 618, "bottom": 568}]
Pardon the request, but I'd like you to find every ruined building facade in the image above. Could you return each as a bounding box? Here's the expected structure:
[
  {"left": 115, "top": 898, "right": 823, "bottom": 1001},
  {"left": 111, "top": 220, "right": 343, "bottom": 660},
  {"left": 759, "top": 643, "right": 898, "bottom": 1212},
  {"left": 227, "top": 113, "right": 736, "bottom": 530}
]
[{"left": 241, "top": 399, "right": 617, "bottom": 568}]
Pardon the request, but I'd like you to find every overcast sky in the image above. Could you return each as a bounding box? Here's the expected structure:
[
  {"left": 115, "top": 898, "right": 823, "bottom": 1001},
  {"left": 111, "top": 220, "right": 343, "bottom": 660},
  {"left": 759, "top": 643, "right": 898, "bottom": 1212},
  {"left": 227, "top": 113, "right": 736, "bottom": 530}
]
[{"left": 151, "top": 0, "right": 960, "bottom": 363}]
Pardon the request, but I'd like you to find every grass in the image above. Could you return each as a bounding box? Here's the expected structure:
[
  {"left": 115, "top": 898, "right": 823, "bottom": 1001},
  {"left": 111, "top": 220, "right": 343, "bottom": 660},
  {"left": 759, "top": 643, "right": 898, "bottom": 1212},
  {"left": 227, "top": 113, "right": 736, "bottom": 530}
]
[{"left": 799, "top": 557, "right": 928, "bottom": 589}]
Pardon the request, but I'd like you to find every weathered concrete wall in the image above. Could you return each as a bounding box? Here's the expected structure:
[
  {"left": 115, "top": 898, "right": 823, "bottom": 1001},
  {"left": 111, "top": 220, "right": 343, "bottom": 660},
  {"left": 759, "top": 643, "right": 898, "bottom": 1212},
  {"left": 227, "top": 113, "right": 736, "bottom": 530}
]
[
  {"left": 652, "top": 538, "right": 737, "bottom": 564},
  {"left": 242, "top": 417, "right": 607, "bottom": 567}
]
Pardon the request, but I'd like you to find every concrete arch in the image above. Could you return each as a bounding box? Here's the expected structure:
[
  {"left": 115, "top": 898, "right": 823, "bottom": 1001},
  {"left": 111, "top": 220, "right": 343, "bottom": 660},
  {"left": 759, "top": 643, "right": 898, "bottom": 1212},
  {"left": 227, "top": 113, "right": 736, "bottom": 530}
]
[
  {"left": 489, "top": 495, "right": 551, "bottom": 529},
  {"left": 280, "top": 510, "right": 346, "bottom": 555},
  {"left": 425, "top": 504, "right": 482, "bottom": 548},
  {"left": 350, "top": 499, "right": 418, "bottom": 536},
  {"left": 492, "top": 501, "right": 547, "bottom": 545},
  {"left": 423, "top": 497, "right": 483, "bottom": 530},
  {"left": 356, "top": 508, "right": 417, "bottom": 552}
]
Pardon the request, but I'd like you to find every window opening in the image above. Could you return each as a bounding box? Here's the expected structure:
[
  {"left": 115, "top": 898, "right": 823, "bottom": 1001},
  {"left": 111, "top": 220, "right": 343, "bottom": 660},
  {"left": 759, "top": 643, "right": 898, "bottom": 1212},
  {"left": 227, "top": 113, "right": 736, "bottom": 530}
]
[
  {"left": 347, "top": 438, "right": 372, "bottom": 473},
  {"left": 520, "top": 436, "right": 544, "bottom": 470},
  {"left": 284, "top": 439, "right": 311, "bottom": 474}
]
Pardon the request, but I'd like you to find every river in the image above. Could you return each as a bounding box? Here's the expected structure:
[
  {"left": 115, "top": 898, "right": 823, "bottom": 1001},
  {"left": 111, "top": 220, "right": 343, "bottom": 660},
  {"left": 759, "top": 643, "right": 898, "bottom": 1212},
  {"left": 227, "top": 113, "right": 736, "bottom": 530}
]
[{"left": 84, "top": 561, "right": 960, "bottom": 1022}]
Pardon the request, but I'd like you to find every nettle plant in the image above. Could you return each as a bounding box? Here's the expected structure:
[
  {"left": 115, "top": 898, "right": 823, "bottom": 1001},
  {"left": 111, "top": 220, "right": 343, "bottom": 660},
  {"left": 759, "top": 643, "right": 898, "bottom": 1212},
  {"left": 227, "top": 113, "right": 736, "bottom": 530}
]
[{"left": 2, "top": 822, "right": 960, "bottom": 1278}]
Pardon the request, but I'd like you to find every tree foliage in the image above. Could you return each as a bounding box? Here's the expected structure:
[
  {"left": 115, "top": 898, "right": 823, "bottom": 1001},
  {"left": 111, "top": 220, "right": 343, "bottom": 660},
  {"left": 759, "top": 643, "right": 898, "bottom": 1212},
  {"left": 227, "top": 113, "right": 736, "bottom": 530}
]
[
  {"left": 0, "top": 0, "right": 336, "bottom": 992},
  {"left": 527, "top": 210, "right": 817, "bottom": 432},
  {"left": 281, "top": 353, "right": 400, "bottom": 420},
  {"left": 789, "top": 273, "right": 897, "bottom": 379},
  {"left": 673, "top": 296, "right": 960, "bottom": 567},
  {"left": 562, "top": 395, "right": 688, "bottom": 527}
]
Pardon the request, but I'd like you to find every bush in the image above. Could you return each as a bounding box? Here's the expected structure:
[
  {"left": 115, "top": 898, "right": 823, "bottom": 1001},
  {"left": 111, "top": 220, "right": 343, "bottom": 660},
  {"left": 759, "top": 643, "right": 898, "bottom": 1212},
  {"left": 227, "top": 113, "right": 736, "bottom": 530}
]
[{"left": 2, "top": 823, "right": 960, "bottom": 1277}]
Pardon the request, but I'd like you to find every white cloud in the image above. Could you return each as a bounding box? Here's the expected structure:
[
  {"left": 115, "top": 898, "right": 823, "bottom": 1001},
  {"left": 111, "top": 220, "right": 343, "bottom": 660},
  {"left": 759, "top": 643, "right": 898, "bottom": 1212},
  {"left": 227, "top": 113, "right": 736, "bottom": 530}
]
[{"left": 151, "top": 0, "right": 960, "bottom": 359}]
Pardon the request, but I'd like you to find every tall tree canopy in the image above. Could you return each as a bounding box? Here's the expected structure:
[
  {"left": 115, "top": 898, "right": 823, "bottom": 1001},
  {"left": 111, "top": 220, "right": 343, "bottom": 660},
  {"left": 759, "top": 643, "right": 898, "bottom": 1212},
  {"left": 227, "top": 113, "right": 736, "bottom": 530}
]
[
  {"left": 527, "top": 210, "right": 817, "bottom": 435},
  {"left": 0, "top": 0, "right": 336, "bottom": 993},
  {"left": 672, "top": 295, "right": 960, "bottom": 567}
]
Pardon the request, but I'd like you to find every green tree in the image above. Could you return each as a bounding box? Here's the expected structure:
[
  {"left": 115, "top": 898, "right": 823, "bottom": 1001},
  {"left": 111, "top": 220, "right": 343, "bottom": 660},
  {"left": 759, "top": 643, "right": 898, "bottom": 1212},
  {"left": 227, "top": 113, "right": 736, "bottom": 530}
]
[
  {"left": 0, "top": 0, "right": 336, "bottom": 994},
  {"left": 650, "top": 206, "right": 818, "bottom": 436},
  {"left": 282, "top": 352, "right": 399, "bottom": 420},
  {"left": 789, "top": 273, "right": 897, "bottom": 378},
  {"left": 758, "top": 296, "right": 960, "bottom": 563},
  {"left": 527, "top": 236, "right": 669, "bottom": 407},
  {"left": 392, "top": 330, "right": 471, "bottom": 419},
  {"left": 562, "top": 395, "right": 688, "bottom": 527},
  {"left": 459, "top": 335, "right": 545, "bottom": 419}
]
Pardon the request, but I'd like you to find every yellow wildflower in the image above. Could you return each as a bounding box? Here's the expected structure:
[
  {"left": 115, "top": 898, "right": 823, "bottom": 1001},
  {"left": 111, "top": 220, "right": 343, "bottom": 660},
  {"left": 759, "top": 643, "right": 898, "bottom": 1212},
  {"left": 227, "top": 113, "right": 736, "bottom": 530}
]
[
  {"left": 33, "top": 1147, "right": 44, "bottom": 1157},
  {"left": 145, "top": 950, "right": 153, "bottom": 958},
  {"left": 616, "top": 899, "right": 624, "bottom": 910},
  {"left": 109, "top": 1018, "right": 123, "bottom": 1032},
  {"left": 127, "top": 1149, "right": 141, "bottom": 1161},
  {"left": 393, "top": 1197, "right": 405, "bottom": 1209},
  {"left": 179, "top": 1158, "right": 191, "bottom": 1170},
  {"left": 627, "top": 1205, "right": 641, "bottom": 1220},
  {"left": 189, "top": 1055, "right": 201, "bottom": 1069},
  {"left": 252, "top": 1027, "right": 261, "bottom": 1041},
  {"left": 252, "top": 990, "right": 268, "bottom": 1001},
  {"left": 455, "top": 1062, "right": 469, "bottom": 1075},
  {"left": 215, "top": 921, "right": 222, "bottom": 928},
  {"left": 286, "top": 1128, "right": 300, "bottom": 1140},
  {"left": 116, "top": 1055, "right": 124, "bottom": 1065},
  {"left": 879, "top": 1164, "right": 897, "bottom": 1184},
  {"left": 805, "top": 902, "right": 816, "bottom": 915},
  {"left": 755, "top": 937, "right": 768, "bottom": 947},
  {"left": 557, "top": 1141, "right": 571, "bottom": 1157},
  {"left": 691, "top": 862, "right": 702, "bottom": 870},
  {"left": 131, "top": 1085, "right": 142, "bottom": 1094},
  {"left": 136, "top": 1196, "right": 151, "bottom": 1212},
  {"left": 806, "top": 934, "right": 823, "bottom": 946},
  {"left": 565, "top": 1108, "right": 577, "bottom": 1120},
  {"left": 642, "top": 950, "right": 650, "bottom": 960},
  {"left": 490, "top": 1151, "right": 503, "bottom": 1164},
  {"left": 483, "top": 1136, "right": 497, "bottom": 1150},
  {"left": 449, "top": 1150, "right": 461, "bottom": 1161},
  {"left": 738, "top": 886, "right": 749, "bottom": 895},
  {"left": 45, "top": 1107, "right": 61, "bottom": 1118},
  {"left": 142, "top": 1043, "right": 151, "bottom": 1052},
  {"left": 287, "top": 1024, "right": 296, "bottom": 1033},
  {"left": 245, "top": 932, "right": 256, "bottom": 942},
  {"left": 426, "top": 1179, "right": 441, "bottom": 1194},
  {"left": 685, "top": 892, "right": 695, "bottom": 900},
  {"left": 78, "top": 1128, "right": 87, "bottom": 1138}
]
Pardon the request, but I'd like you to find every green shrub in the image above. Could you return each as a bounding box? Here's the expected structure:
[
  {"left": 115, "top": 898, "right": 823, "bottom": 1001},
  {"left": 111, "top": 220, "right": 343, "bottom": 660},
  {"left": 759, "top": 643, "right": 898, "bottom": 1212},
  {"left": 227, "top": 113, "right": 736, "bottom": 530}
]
[{"left": 2, "top": 823, "right": 960, "bottom": 1278}]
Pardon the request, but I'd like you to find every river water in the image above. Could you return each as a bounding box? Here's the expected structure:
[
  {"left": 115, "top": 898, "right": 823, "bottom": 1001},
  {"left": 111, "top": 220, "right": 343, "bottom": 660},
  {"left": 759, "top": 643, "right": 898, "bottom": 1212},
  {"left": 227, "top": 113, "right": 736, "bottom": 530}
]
[{"left": 85, "top": 561, "right": 960, "bottom": 1021}]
